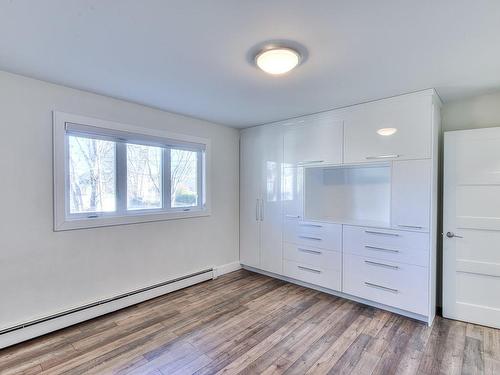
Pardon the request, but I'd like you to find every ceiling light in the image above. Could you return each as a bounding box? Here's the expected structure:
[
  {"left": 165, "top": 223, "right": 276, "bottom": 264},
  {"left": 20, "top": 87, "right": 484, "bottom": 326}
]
[
  {"left": 255, "top": 47, "right": 301, "bottom": 75},
  {"left": 377, "top": 128, "right": 398, "bottom": 136}
]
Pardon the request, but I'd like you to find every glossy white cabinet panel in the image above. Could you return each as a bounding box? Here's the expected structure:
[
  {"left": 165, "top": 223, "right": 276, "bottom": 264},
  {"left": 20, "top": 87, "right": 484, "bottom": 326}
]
[
  {"left": 259, "top": 126, "right": 284, "bottom": 275},
  {"left": 391, "top": 159, "right": 431, "bottom": 231},
  {"left": 284, "top": 242, "right": 341, "bottom": 270},
  {"left": 284, "top": 114, "right": 343, "bottom": 166},
  {"left": 240, "top": 128, "right": 262, "bottom": 268},
  {"left": 284, "top": 219, "right": 342, "bottom": 251},
  {"left": 283, "top": 166, "right": 304, "bottom": 220},
  {"left": 284, "top": 259, "right": 341, "bottom": 291},
  {"left": 343, "top": 225, "right": 429, "bottom": 267},
  {"left": 240, "top": 126, "right": 283, "bottom": 274},
  {"left": 343, "top": 253, "right": 428, "bottom": 315},
  {"left": 343, "top": 93, "right": 432, "bottom": 163}
]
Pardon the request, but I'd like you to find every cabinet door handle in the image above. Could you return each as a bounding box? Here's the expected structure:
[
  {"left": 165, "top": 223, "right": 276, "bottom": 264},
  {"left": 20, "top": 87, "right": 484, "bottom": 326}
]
[
  {"left": 255, "top": 199, "right": 259, "bottom": 221},
  {"left": 364, "top": 260, "right": 399, "bottom": 270},
  {"left": 297, "top": 160, "right": 324, "bottom": 165},
  {"left": 365, "top": 245, "right": 400, "bottom": 253},
  {"left": 298, "top": 248, "right": 322, "bottom": 255},
  {"left": 299, "top": 235, "right": 322, "bottom": 241},
  {"left": 299, "top": 223, "right": 323, "bottom": 228},
  {"left": 298, "top": 265, "right": 322, "bottom": 274},
  {"left": 397, "top": 224, "right": 423, "bottom": 229},
  {"left": 364, "top": 282, "right": 398, "bottom": 293},
  {"left": 260, "top": 199, "right": 264, "bottom": 221},
  {"left": 365, "top": 230, "right": 399, "bottom": 237},
  {"left": 365, "top": 154, "right": 400, "bottom": 160}
]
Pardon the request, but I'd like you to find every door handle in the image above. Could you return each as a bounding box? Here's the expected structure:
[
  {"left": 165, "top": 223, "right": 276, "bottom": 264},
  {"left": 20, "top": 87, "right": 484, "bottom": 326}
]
[
  {"left": 364, "top": 245, "right": 400, "bottom": 253},
  {"left": 255, "top": 199, "right": 259, "bottom": 221},
  {"left": 446, "top": 232, "right": 463, "bottom": 239},
  {"left": 365, "top": 230, "right": 399, "bottom": 237},
  {"left": 299, "top": 235, "right": 322, "bottom": 241},
  {"left": 365, "top": 154, "right": 400, "bottom": 160},
  {"left": 260, "top": 199, "right": 264, "bottom": 221},
  {"left": 297, "top": 160, "right": 324, "bottom": 165},
  {"left": 298, "top": 265, "right": 322, "bottom": 274},
  {"left": 364, "top": 282, "right": 398, "bottom": 293},
  {"left": 397, "top": 224, "right": 423, "bottom": 230},
  {"left": 364, "top": 260, "right": 399, "bottom": 270},
  {"left": 298, "top": 248, "right": 322, "bottom": 255}
]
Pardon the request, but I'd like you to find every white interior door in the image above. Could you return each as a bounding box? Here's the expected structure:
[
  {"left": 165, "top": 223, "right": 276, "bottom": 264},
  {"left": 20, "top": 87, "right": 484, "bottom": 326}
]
[{"left": 443, "top": 127, "right": 500, "bottom": 328}]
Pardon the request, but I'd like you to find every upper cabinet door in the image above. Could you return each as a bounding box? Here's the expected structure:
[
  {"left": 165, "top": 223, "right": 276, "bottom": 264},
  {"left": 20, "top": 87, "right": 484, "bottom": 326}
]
[
  {"left": 343, "top": 93, "right": 433, "bottom": 164},
  {"left": 284, "top": 114, "right": 343, "bottom": 166},
  {"left": 391, "top": 159, "right": 431, "bottom": 231}
]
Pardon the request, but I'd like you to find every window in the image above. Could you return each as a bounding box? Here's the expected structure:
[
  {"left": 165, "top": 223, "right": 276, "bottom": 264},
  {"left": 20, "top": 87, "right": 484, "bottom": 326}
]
[{"left": 54, "top": 112, "right": 210, "bottom": 230}]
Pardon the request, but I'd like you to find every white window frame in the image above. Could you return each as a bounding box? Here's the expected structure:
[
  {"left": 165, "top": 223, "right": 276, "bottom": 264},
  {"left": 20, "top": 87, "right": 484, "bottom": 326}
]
[{"left": 53, "top": 111, "right": 211, "bottom": 231}]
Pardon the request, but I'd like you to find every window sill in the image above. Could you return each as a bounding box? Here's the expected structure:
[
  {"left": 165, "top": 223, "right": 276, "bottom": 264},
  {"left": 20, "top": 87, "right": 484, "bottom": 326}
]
[{"left": 54, "top": 208, "right": 211, "bottom": 231}]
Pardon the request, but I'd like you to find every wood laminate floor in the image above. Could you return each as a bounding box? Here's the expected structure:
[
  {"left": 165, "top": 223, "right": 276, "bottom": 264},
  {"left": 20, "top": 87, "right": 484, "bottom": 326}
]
[{"left": 1, "top": 269, "right": 499, "bottom": 375}]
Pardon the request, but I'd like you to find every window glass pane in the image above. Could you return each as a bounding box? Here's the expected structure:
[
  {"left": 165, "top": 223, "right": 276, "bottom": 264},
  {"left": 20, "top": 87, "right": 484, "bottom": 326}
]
[
  {"left": 127, "top": 144, "right": 162, "bottom": 210},
  {"left": 68, "top": 135, "right": 116, "bottom": 213},
  {"left": 171, "top": 149, "right": 198, "bottom": 207}
]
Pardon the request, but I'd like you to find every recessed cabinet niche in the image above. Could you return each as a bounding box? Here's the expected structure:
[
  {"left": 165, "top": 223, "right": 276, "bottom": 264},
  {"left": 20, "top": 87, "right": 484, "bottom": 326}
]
[{"left": 304, "top": 164, "right": 391, "bottom": 227}]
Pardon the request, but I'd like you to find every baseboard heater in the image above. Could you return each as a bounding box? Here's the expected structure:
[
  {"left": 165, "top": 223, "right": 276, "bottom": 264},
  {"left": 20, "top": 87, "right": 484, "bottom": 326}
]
[{"left": 0, "top": 268, "right": 214, "bottom": 349}]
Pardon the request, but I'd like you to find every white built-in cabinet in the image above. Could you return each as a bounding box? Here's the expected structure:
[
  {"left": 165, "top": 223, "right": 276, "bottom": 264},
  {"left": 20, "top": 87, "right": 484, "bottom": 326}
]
[{"left": 240, "top": 89, "right": 441, "bottom": 325}]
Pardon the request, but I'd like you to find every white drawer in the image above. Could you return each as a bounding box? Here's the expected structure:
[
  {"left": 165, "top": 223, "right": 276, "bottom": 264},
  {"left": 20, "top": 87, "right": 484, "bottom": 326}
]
[
  {"left": 284, "top": 242, "right": 341, "bottom": 271},
  {"left": 284, "top": 259, "right": 341, "bottom": 291},
  {"left": 284, "top": 219, "right": 342, "bottom": 251},
  {"left": 343, "top": 225, "right": 429, "bottom": 267},
  {"left": 343, "top": 253, "right": 428, "bottom": 315}
]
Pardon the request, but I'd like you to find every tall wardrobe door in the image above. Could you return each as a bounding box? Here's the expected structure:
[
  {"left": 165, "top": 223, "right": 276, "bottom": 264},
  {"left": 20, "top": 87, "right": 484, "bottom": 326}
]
[
  {"left": 240, "top": 129, "right": 262, "bottom": 268},
  {"left": 260, "top": 126, "right": 284, "bottom": 274}
]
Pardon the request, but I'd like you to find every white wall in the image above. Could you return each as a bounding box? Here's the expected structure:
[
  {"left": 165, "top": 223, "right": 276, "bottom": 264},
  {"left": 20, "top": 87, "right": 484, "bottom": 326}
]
[
  {"left": 442, "top": 91, "right": 500, "bottom": 131},
  {"left": 0, "top": 71, "right": 240, "bottom": 330}
]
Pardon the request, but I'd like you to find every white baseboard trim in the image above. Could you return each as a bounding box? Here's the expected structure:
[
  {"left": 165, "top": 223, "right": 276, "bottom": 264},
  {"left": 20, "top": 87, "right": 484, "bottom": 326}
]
[
  {"left": 243, "top": 265, "right": 431, "bottom": 325},
  {"left": 0, "top": 268, "right": 216, "bottom": 349},
  {"left": 213, "top": 261, "right": 242, "bottom": 278}
]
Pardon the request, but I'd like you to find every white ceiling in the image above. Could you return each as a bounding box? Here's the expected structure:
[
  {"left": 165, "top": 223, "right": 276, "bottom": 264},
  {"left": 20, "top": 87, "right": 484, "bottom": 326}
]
[{"left": 1, "top": 1, "right": 499, "bottom": 128}]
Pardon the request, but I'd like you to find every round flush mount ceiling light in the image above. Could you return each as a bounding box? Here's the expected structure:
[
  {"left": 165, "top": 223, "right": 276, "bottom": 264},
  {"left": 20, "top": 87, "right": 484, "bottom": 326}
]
[
  {"left": 377, "top": 127, "right": 398, "bottom": 136},
  {"left": 255, "top": 47, "right": 301, "bottom": 75}
]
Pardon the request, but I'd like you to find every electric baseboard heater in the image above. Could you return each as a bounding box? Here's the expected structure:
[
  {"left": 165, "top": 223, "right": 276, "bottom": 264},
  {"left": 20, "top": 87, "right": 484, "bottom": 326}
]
[{"left": 0, "top": 268, "right": 214, "bottom": 349}]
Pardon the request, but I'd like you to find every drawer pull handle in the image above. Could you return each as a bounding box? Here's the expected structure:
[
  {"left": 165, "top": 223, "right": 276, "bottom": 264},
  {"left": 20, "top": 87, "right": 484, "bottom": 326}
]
[
  {"left": 365, "top": 154, "right": 400, "bottom": 160},
  {"left": 397, "top": 224, "right": 423, "bottom": 229},
  {"left": 298, "top": 265, "right": 322, "bottom": 274},
  {"left": 299, "top": 235, "right": 322, "bottom": 241},
  {"left": 365, "top": 245, "right": 400, "bottom": 253},
  {"left": 365, "top": 230, "right": 399, "bottom": 237},
  {"left": 286, "top": 215, "right": 302, "bottom": 219},
  {"left": 298, "top": 248, "right": 322, "bottom": 255},
  {"left": 364, "top": 260, "right": 399, "bottom": 270},
  {"left": 299, "top": 224, "right": 323, "bottom": 228},
  {"left": 297, "top": 160, "right": 324, "bottom": 165},
  {"left": 364, "top": 282, "right": 398, "bottom": 293}
]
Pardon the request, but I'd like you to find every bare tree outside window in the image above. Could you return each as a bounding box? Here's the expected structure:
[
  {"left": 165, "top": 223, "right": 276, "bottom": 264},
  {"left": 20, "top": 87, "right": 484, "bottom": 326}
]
[
  {"left": 68, "top": 136, "right": 116, "bottom": 213},
  {"left": 127, "top": 144, "right": 162, "bottom": 210},
  {"left": 171, "top": 149, "right": 198, "bottom": 207}
]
